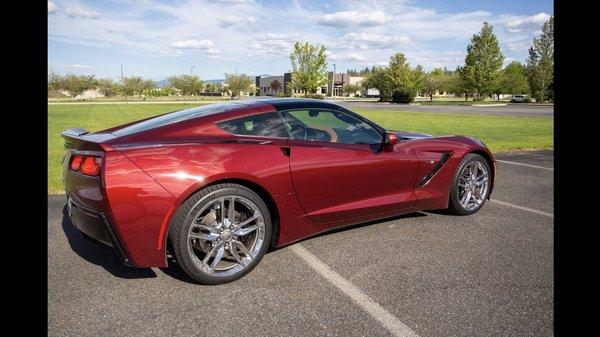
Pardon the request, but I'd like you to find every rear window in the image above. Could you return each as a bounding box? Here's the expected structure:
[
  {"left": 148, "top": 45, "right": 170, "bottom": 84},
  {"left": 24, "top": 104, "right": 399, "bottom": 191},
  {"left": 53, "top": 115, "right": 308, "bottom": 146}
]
[
  {"left": 111, "top": 102, "right": 246, "bottom": 137},
  {"left": 216, "top": 112, "right": 288, "bottom": 138}
]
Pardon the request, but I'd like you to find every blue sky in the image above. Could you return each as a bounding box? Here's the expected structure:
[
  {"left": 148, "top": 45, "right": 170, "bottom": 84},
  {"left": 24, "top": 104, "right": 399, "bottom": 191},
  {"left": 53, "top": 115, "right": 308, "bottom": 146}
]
[{"left": 48, "top": 0, "right": 553, "bottom": 81}]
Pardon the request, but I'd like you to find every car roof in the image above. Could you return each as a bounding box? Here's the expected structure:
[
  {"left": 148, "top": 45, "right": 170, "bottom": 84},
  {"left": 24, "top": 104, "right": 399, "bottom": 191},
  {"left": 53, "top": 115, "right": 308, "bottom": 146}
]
[{"left": 247, "top": 97, "right": 345, "bottom": 111}]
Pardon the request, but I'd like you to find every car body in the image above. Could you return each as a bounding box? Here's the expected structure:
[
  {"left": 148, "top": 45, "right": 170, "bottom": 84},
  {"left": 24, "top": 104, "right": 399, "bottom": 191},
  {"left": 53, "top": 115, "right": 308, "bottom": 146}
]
[
  {"left": 62, "top": 98, "right": 495, "bottom": 283},
  {"left": 510, "top": 94, "right": 533, "bottom": 103}
]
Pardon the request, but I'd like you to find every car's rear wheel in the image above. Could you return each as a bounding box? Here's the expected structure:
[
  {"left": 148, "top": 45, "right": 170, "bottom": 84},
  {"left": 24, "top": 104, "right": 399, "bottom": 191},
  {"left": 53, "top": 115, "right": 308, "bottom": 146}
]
[
  {"left": 448, "top": 154, "right": 491, "bottom": 215},
  {"left": 169, "top": 183, "right": 271, "bottom": 284}
]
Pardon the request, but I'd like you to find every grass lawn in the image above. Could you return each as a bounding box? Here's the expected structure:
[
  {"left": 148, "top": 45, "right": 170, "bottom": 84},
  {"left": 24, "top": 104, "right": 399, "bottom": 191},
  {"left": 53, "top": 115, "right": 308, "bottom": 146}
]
[{"left": 48, "top": 103, "right": 553, "bottom": 193}]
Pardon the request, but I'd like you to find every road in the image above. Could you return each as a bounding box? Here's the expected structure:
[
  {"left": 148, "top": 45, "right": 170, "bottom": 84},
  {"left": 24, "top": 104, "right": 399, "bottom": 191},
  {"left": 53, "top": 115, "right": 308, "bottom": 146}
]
[
  {"left": 332, "top": 101, "right": 554, "bottom": 117},
  {"left": 48, "top": 150, "right": 553, "bottom": 337}
]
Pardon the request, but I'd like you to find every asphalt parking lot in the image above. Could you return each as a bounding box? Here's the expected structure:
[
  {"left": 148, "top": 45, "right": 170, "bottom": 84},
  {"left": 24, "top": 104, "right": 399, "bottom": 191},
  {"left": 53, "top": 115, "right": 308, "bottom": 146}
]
[
  {"left": 333, "top": 101, "right": 554, "bottom": 117},
  {"left": 48, "top": 150, "right": 553, "bottom": 337}
]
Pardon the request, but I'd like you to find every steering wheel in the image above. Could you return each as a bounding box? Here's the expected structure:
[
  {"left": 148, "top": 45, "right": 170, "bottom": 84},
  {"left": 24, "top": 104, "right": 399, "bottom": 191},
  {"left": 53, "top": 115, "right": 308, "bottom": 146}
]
[{"left": 290, "top": 124, "right": 307, "bottom": 140}]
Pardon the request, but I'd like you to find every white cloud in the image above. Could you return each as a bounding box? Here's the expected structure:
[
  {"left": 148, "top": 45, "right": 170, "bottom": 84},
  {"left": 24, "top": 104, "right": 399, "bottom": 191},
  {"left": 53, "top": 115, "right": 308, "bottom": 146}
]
[
  {"left": 72, "top": 64, "right": 94, "bottom": 69},
  {"left": 337, "top": 32, "right": 410, "bottom": 50},
  {"left": 170, "top": 39, "right": 218, "bottom": 53},
  {"left": 252, "top": 34, "right": 299, "bottom": 56},
  {"left": 504, "top": 12, "right": 550, "bottom": 33},
  {"left": 314, "top": 11, "right": 390, "bottom": 27},
  {"left": 208, "top": 0, "right": 254, "bottom": 4},
  {"left": 506, "top": 40, "right": 532, "bottom": 52},
  {"left": 156, "top": 50, "right": 183, "bottom": 57},
  {"left": 218, "top": 16, "right": 242, "bottom": 28},
  {"left": 66, "top": 7, "right": 101, "bottom": 20},
  {"left": 48, "top": 1, "right": 57, "bottom": 14},
  {"left": 328, "top": 52, "right": 366, "bottom": 62},
  {"left": 217, "top": 15, "right": 257, "bottom": 29},
  {"left": 406, "top": 51, "right": 466, "bottom": 69}
]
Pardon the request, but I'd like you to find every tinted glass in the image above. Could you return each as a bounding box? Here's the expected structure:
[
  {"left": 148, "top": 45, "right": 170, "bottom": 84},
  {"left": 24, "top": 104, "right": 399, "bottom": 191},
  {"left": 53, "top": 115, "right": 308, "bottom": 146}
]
[
  {"left": 281, "top": 109, "right": 381, "bottom": 145},
  {"left": 216, "top": 112, "right": 288, "bottom": 138},
  {"left": 111, "top": 102, "right": 245, "bottom": 137}
]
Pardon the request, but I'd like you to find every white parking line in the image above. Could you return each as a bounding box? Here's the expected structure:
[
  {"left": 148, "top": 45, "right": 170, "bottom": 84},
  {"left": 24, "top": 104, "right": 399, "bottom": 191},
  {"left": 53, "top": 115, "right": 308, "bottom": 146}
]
[
  {"left": 495, "top": 159, "right": 553, "bottom": 171},
  {"left": 491, "top": 199, "right": 554, "bottom": 218},
  {"left": 290, "top": 244, "right": 419, "bottom": 337}
]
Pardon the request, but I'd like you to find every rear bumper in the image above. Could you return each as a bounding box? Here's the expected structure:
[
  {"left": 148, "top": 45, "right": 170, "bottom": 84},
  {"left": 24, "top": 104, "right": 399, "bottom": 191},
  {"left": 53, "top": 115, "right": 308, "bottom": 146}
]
[{"left": 67, "top": 197, "right": 133, "bottom": 266}]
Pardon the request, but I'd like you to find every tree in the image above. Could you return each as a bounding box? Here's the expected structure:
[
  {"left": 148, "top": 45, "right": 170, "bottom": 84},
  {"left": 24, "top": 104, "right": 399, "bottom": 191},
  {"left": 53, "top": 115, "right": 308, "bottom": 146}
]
[
  {"left": 527, "top": 15, "right": 553, "bottom": 102},
  {"left": 122, "top": 77, "right": 155, "bottom": 98},
  {"left": 168, "top": 75, "right": 204, "bottom": 95},
  {"left": 225, "top": 73, "right": 253, "bottom": 98},
  {"left": 423, "top": 68, "right": 448, "bottom": 103},
  {"left": 342, "top": 83, "right": 361, "bottom": 97},
  {"left": 270, "top": 80, "right": 282, "bottom": 93},
  {"left": 386, "top": 53, "right": 414, "bottom": 93},
  {"left": 289, "top": 42, "right": 328, "bottom": 94},
  {"left": 460, "top": 22, "right": 504, "bottom": 98},
  {"left": 64, "top": 74, "right": 97, "bottom": 99},
  {"left": 411, "top": 65, "right": 426, "bottom": 96},
  {"left": 362, "top": 66, "right": 393, "bottom": 102},
  {"left": 96, "top": 78, "right": 120, "bottom": 97},
  {"left": 494, "top": 61, "right": 529, "bottom": 101},
  {"left": 48, "top": 72, "right": 67, "bottom": 91}
]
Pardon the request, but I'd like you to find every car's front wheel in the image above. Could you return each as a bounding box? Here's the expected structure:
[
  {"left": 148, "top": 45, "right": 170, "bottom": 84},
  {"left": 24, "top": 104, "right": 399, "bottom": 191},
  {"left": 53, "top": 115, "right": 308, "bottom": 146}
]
[
  {"left": 448, "top": 154, "right": 491, "bottom": 215},
  {"left": 169, "top": 183, "right": 272, "bottom": 284}
]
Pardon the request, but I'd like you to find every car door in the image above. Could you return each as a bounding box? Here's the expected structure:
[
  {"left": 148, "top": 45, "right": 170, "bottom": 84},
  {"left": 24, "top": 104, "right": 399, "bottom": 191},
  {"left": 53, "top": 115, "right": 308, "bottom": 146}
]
[{"left": 281, "top": 108, "right": 419, "bottom": 223}]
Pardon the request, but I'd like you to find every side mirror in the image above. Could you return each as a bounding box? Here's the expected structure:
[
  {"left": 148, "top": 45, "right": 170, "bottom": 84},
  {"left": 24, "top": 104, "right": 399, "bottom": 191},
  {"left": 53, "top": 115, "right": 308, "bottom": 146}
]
[{"left": 384, "top": 132, "right": 398, "bottom": 146}]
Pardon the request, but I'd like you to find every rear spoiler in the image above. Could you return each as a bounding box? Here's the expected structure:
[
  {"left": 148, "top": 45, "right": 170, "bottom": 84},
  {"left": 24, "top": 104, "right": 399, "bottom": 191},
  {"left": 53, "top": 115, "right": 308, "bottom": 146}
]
[
  {"left": 62, "top": 128, "right": 89, "bottom": 138},
  {"left": 61, "top": 128, "right": 112, "bottom": 152}
]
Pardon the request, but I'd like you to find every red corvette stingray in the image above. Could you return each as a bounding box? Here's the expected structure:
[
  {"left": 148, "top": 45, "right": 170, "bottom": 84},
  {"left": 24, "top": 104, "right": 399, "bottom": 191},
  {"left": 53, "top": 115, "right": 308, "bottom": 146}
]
[{"left": 62, "top": 98, "right": 495, "bottom": 284}]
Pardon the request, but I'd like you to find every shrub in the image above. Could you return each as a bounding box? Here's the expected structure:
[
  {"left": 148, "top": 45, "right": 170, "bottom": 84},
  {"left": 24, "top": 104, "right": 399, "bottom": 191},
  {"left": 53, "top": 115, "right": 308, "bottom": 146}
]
[
  {"left": 304, "top": 93, "right": 325, "bottom": 100},
  {"left": 472, "top": 97, "right": 485, "bottom": 102},
  {"left": 391, "top": 89, "right": 415, "bottom": 103},
  {"left": 523, "top": 96, "right": 532, "bottom": 103}
]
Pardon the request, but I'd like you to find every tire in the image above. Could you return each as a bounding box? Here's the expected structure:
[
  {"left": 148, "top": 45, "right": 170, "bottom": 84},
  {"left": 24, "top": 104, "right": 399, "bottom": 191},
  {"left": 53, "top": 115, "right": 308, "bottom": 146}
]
[
  {"left": 168, "top": 183, "right": 272, "bottom": 284},
  {"left": 448, "top": 154, "right": 491, "bottom": 215}
]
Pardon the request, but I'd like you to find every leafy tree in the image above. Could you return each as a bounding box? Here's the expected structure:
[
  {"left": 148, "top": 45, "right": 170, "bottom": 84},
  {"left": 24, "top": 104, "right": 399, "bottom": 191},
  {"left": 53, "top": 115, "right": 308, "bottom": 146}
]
[
  {"left": 122, "top": 77, "right": 155, "bottom": 98},
  {"left": 494, "top": 61, "right": 529, "bottom": 101},
  {"left": 96, "top": 78, "right": 120, "bottom": 97},
  {"left": 527, "top": 15, "right": 553, "bottom": 102},
  {"left": 362, "top": 66, "right": 393, "bottom": 102},
  {"left": 48, "top": 72, "right": 67, "bottom": 91},
  {"left": 386, "top": 53, "right": 414, "bottom": 93},
  {"left": 289, "top": 42, "right": 328, "bottom": 94},
  {"left": 460, "top": 22, "right": 504, "bottom": 98},
  {"left": 456, "top": 66, "right": 477, "bottom": 101},
  {"left": 168, "top": 75, "right": 204, "bottom": 95},
  {"left": 423, "top": 68, "right": 448, "bottom": 103},
  {"left": 342, "top": 83, "right": 361, "bottom": 97},
  {"left": 64, "top": 74, "right": 97, "bottom": 98},
  {"left": 270, "top": 80, "right": 282, "bottom": 93},
  {"left": 411, "top": 65, "right": 426, "bottom": 96},
  {"left": 225, "top": 73, "right": 254, "bottom": 98}
]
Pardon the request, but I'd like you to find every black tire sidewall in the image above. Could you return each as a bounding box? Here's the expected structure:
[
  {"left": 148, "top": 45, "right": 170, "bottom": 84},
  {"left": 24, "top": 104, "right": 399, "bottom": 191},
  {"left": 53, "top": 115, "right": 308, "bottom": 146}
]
[
  {"left": 449, "top": 154, "right": 491, "bottom": 215},
  {"left": 169, "top": 183, "right": 272, "bottom": 284}
]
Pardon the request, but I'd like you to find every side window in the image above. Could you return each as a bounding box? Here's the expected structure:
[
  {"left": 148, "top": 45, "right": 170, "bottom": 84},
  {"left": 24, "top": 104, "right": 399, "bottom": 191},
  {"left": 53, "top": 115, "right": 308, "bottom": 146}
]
[
  {"left": 216, "top": 112, "right": 288, "bottom": 138},
  {"left": 280, "top": 109, "right": 382, "bottom": 145}
]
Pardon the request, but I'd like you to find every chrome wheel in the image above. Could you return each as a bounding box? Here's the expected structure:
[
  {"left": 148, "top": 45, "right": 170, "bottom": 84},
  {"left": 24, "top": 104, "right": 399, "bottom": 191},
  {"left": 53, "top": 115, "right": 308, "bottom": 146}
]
[
  {"left": 187, "top": 195, "right": 265, "bottom": 277},
  {"left": 457, "top": 160, "right": 489, "bottom": 211}
]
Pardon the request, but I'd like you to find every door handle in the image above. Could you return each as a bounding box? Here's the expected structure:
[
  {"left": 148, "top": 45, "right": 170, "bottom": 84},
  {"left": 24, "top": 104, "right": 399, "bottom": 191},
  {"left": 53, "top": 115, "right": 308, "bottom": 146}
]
[{"left": 280, "top": 147, "right": 290, "bottom": 157}]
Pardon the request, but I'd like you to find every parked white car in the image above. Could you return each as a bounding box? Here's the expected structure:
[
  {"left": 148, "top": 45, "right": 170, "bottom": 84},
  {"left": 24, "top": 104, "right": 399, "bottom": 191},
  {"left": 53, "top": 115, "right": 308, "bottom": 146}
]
[{"left": 510, "top": 95, "right": 534, "bottom": 103}]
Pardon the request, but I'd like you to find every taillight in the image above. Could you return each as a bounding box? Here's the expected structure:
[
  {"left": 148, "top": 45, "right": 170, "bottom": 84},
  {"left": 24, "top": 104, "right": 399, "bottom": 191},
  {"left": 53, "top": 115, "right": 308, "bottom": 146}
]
[
  {"left": 69, "top": 154, "right": 102, "bottom": 176},
  {"left": 70, "top": 155, "right": 84, "bottom": 171}
]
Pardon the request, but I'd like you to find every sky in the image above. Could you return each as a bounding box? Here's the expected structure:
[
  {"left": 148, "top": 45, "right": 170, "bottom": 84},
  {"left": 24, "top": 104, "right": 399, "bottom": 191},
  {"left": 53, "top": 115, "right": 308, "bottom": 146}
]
[{"left": 48, "top": 0, "right": 553, "bottom": 81}]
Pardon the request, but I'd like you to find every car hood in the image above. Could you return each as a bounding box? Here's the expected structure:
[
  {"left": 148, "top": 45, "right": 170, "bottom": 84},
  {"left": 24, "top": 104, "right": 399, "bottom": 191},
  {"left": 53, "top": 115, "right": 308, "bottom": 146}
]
[{"left": 392, "top": 130, "right": 433, "bottom": 140}]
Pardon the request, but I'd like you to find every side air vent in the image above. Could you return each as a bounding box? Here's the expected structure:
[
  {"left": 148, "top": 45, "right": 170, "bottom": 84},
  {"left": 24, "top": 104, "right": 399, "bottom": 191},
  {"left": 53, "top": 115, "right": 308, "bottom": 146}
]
[{"left": 416, "top": 152, "right": 452, "bottom": 188}]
